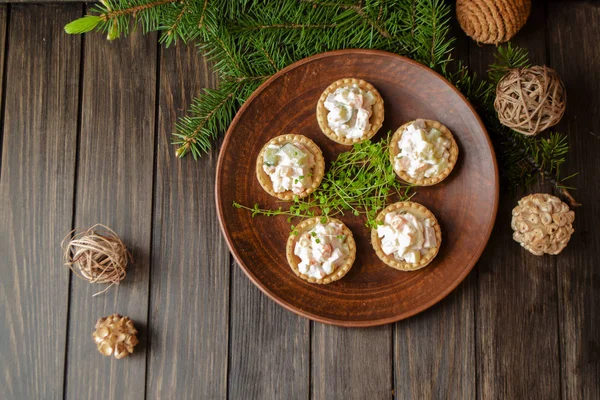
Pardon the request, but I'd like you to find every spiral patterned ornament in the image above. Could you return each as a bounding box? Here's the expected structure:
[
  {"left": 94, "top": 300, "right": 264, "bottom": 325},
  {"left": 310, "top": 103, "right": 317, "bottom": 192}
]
[{"left": 456, "top": 0, "right": 531, "bottom": 45}]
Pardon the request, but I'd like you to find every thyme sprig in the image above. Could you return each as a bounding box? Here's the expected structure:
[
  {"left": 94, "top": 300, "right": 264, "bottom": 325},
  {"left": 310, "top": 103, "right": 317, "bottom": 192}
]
[{"left": 233, "top": 136, "right": 414, "bottom": 229}]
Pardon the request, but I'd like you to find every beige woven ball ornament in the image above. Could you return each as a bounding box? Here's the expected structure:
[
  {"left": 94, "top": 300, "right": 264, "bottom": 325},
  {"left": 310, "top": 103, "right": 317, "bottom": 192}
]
[
  {"left": 494, "top": 66, "right": 567, "bottom": 136},
  {"left": 456, "top": 0, "right": 531, "bottom": 44},
  {"left": 511, "top": 193, "right": 575, "bottom": 256}
]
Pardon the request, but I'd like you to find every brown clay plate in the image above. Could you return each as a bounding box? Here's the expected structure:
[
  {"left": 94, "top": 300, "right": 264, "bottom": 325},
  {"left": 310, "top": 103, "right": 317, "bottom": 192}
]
[{"left": 216, "top": 49, "right": 499, "bottom": 327}]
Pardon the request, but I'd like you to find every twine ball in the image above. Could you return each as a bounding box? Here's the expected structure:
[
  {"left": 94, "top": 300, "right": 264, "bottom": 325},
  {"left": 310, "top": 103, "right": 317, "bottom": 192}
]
[
  {"left": 62, "top": 224, "right": 131, "bottom": 296},
  {"left": 456, "top": 0, "right": 531, "bottom": 44},
  {"left": 511, "top": 193, "right": 575, "bottom": 256},
  {"left": 494, "top": 66, "right": 567, "bottom": 136}
]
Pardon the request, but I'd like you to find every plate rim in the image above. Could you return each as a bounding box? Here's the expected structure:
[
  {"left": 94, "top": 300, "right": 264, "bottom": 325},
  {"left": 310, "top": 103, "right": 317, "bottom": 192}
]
[{"left": 215, "top": 49, "right": 499, "bottom": 327}]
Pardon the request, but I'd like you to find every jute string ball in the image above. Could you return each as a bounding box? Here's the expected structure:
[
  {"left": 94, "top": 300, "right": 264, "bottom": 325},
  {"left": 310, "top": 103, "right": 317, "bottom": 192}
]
[
  {"left": 62, "top": 224, "right": 131, "bottom": 296},
  {"left": 494, "top": 66, "right": 566, "bottom": 136},
  {"left": 456, "top": 0, "right": 531, "bottom": 45},
  {"left": 511, "top": 193, "right": 575, "bottom": 256}
]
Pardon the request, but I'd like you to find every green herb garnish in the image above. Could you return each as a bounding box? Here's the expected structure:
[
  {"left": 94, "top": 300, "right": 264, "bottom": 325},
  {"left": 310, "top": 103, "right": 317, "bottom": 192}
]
[{"left": 234, "top": 135, "right": 413, "bottom": 228}]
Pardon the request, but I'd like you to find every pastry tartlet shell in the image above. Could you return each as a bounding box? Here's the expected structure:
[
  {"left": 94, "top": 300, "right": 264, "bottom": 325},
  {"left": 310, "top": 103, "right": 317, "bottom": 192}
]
[
  {"left": 286, "top": 217, "right": 356, "bottom": 284},
  {"left": 371, "top": 201, "right": 442, "bottom": 271},
  {"left": 316, "top": 78, "right": 384, "bottom": 145},
  {"left": 256, "top": 134, "right": 325, "bottom": 201},
  {"left": 389, "top": 119, "right": 459, "bottom": 186}
]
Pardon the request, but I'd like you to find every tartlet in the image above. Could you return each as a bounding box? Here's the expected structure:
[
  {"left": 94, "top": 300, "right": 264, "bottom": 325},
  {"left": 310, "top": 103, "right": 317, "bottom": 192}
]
[
  {"left": 316, "top": 78, "right": 384, "bottom": 145},
  {"left": 256, "top": 134, "right": 325, "bottom": 201},
  {"left": 371, "top": 201, "right": 442, "bottom": 271},
  {"left": 286, "top": 217, "right": 356, "bottom": 284},
  {"left": 389, "top": 119, "right": 459, "bottom": 186}
]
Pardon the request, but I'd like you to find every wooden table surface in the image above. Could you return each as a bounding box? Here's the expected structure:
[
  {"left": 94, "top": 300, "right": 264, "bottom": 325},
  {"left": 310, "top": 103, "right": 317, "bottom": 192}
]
[{"left": 1, "top": 1, "right": 598, "bottom": 399}]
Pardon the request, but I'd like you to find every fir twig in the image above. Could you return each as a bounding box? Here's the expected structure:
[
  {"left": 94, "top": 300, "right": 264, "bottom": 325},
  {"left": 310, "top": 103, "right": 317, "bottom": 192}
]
[
  {"left": 503, "top": 133, "right": 580, "bottom": 206},
  {"left": 299, "top": 0, "right": 391, "bottom": 38},
  {"left": 197, "top": 0, "right": 209, "bottom": 29},
  {"left": 240, "top": 23, "right": 338, "bottom": 31},
  {"left": 102, "top": 0, "right": 177, "bottom": 19}
]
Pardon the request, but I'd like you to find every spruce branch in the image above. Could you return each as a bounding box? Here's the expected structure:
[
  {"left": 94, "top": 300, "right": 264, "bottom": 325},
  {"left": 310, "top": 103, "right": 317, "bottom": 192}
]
[
  {"left": 197, "top": 0, "right": 209, "bottom": 29},
  {"left": 299, "top": 0, "right": 391, "bottom": 38},
  {"left": 488, "top": 42, "right": 530, "bottom": 83},
  {"left": 65, "top": 0, "right": 180, "bottom": 40},
  {"left": 173, "top": 78, "right": 265, "bottom": 159},
  {"left": 239, "top": 23, "right": 337, "bottom": 31},
  {"left": 161, "top": 3, "right": 190, "bottom": 45},
  {"left": 102, "top": 0, "right": 177, "bottom": 19}
]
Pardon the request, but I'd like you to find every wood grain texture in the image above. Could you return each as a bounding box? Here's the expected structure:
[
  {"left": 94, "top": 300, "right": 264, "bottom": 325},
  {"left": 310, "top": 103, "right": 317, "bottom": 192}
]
[
  {"left": 471, "top": 3, "right": 561, "bottom": 399},
  {"left": 393, "top": 16, "right": 475, "bottom": 400},
  {"left": 228, "top": 265, "right": 310, "bottom": 400},
  {"left": 145, "top": 42, "right": 229, "bottom": 399},
  {"left": 394, "top": 280, "right": 475, "bottom": 400},
  {"left": 312, "top": 324, "right": 392, "bottom": 399},
  {"left": 0, "top": 4, "right": 6, "bottom": 168},
  {"left": 63, "top": 13, "right": 157, "bottom": 400},
  {"left": 0, "top": 5, "right": 81, "bottom": 399},
  {"left": 547, "top": 3, "right": 600, "bottom": 399}
]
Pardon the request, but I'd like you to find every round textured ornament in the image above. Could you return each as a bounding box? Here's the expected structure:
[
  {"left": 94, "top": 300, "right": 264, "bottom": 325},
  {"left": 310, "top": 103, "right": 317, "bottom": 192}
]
[
  {"left": 456, "top": 0, "right": 531, "bottom": 45},
  {"left": 494, "top": 66, "right": 566, "bottom": 136},
  {"left": 62, "top": 224, "right": 131, "bottom": 296},
  {"left": 511, "top": 193, "right": 575, "bottom": 256},
  {"left": 92, "top": 314, "right": 139, "bottom": 359}
]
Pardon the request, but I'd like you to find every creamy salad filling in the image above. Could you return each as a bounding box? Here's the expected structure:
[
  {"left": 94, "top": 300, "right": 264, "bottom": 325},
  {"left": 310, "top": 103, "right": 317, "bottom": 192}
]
[
  {"left": 324, "top": 85, "right": 377, "bottom": 139},
  {"left": 263, "top": 142, "right": 315, "bottom": 194},
  {"left": 376, "top": 210, "right": 437, "bottom": 264},
  {"left": 294, "top": 221, "right": 350, "bottom": 279},
  {"left": 395, "top": 120, "right": 451, "bottom": 179}
]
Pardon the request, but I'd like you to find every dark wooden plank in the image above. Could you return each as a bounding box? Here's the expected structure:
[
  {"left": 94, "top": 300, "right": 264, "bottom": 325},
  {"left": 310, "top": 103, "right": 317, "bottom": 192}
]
[
  {"left": 0, "top": 4, "right": 6, "bottom": 169},
  {"left": 145, "top": 44, "right": 229, "bottom": 398},
  {"left": 312, "top": 324, "right": 392, "bottom": 399},
  {"left": 547, "top": 3, "right": 600, "bottom": 399},
  {"left": 63, "top": 15, "right": 157, "bottom": 400},
  {"left": 471, "top": 3, "right": 562, "bottom": 399},
  {"left": 394, "top": 278, "right": 475, "bottom": 400},
  {"left": 0, "top": 4, "right": 81, "bottom": 399},
  {"left": 393, "top": 12, "right": 476, "bottom": 400},
  {"left": 228, "top": 266, "right": 310, "bottom": 399}
]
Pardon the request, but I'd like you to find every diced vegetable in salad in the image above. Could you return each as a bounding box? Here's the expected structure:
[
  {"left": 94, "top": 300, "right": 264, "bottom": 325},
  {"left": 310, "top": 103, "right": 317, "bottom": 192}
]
[
  {"left": 263, "top": 142, "right": 315, "bottom": 194},
  {"left": 324, "top": 84, "right": 377, "bottom": 139},
  {"left": 376, "top": 210, "right": 437, "bottom": 263},
  {"left": 395, "top": 120, "right": 451, "bottom": 179},
  {"left": 294, "top": 221, "right": 350, "bottom": 279}
]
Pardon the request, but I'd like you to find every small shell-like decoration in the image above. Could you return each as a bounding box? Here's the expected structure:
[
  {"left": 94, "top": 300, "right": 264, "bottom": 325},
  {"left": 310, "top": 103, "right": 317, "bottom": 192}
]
[{"left": 511, "top": 193, "right": 575, "bottom": 256}]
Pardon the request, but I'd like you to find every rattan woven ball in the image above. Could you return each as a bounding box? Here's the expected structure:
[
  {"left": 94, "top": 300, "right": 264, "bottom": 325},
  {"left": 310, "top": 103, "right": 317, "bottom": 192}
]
[
  {"left": 456, "top": 0, "right": 531, "bottom": 45},
  {"left": 494, "top": 66, "right": 566, "bottom": 136}
]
